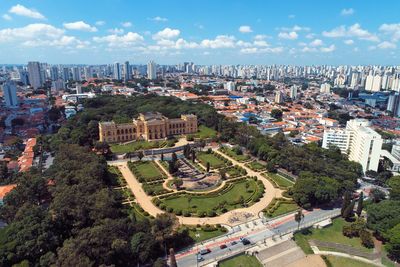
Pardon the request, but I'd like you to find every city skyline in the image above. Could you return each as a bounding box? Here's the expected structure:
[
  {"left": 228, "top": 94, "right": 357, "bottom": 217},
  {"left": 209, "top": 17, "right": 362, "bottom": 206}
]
[{"left": 1, "top": 0, "right": 400, "bottom": 65}]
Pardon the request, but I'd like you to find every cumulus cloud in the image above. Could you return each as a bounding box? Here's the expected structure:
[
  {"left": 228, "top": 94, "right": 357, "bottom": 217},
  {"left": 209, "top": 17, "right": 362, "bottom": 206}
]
[
  {"left": 0, "top": 23, "right": 64, "bottom": 43},
  {"left": 95, "top": 21, "right": 105, "bottom": 26},
  {"left": 121, "top": 22, "right": 132, "bottom": 27},
  {"left": 379, "top": 23, "right": 400, "bottom": 41},
  {"left": 238, "top": 25, "right": 252, "bottom": 33},
  {"left": 108, "top": 28, "right": 124, "bottom": 34},
  {"left": 153, "top": 28, "right": 180, "bottom": 40},
  {"left": 2, "top": 14, "right": 12, "bottom": 21},
  {"left": 278, "top": 31, "right": 298, "bottom": 40},
  {"left": 377, "top": 41, "right": 396, "bottom": 49},
  {"left": 201, "top": 35, "right": 236, "bottom": 49},
  {"left": 323, "top": 23, "right": 379, "bottom": 42},
  {"left": 310, "top": 39, "right": 323, "bottom": 47},
  {"left": 320, "top": 44, "right": 336, "bottom": 52},
  {"left": 149, "top": 16, "right": 168, "bottom": 22},
  {"left": 240, "top": 46, "right": 283, "bottom": 54},
  {"left": 278, "top": 25, "right": 310, "bottom": 32},
  {"left": 63, "top": 21, "right": 97, "bottom": 32},
  {"left": 9, "top": 4, "right": 45, "bottom": 19},
  {"left": 93, "top": 32, "right": 144, "bottom": 47},
  {"left": 341, "top": 8, "right": 354, "bottom": 16}
]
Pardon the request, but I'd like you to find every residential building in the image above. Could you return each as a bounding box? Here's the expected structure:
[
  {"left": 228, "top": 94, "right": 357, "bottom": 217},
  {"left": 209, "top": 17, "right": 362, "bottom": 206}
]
[
  {"left": 114, "top": 62, "right": 121, "bottom": 80},
  {"left": 124, "top": 61, "right": 130, "bottom": 82},
  {"left": 27, "top": 61, "right": 43, "bottom": 89},
  {"left": 2, "top": 81, "right": 19, "bottom": 108},
  {"left": 147, "top": 60, "right": 157, "bottom": 80},
  {"left": 320, "top": 83, "right": 331, "bottom": 94}
]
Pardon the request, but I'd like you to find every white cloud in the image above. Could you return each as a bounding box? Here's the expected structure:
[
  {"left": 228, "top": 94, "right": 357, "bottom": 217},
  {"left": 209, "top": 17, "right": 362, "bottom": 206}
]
[
  {"left": 95, "top": 21, "right": 105, "bottom": 26},
  {"left": 0, "top": 23, "right": 64, "bottom": 43},
  {"left": 379, "top": 23, "right": 400, "bottom": 41},
  {"left": 341, "top": 8, "right": 354, "bottom": 16},
  {"left": 240, "top": 47, "right": 258, "bottom": 54},
  {"left": 301, "top": 46, "right": 317, "bottom": 53},
  {"left": 344, "top": 39, "right": 354, "bottom": 45},
  {"left": 2, "top": 14, "right": 12, "bottom": 21},
  {"left": 201, "top": 35, "right": 236, "bottom": 49},
  {"left": 377, "top": 41, "right": 397, "bottom": 49},
  {"left": 9, "top": 4, "right": 45, "bottom": 19},
  {"left": 253, "top": 40, "right": 269, "bottom": 47},
  {"left": 121, "top": 22, "right": 132, "bottom": 28},
  {"left": 108, "top": 28, "right": 124, "bottom": 34},
  {"left": 149, "top": 16, "right": 168, "bottom": 22},
  {"left": 153, "top": 28, "right": 180, "bottom": 40},
  {"left": 322, "top": 23, "right": 379, "bottom": 42},
  {"left": 278, "top": 25, "right": 310, "bottom": 32},
  {"left": 239, "top": 25, "right": 252, "bottom": 33},
  {"left": 240, "top": 46, "right": 283, "bottom": 54},
  {"left": 320, "top": 44, "right": 336, "bottom": 52},
  {"left": 278, "top": 31, "right": 298, "bottom": 40},
  {"left": 93, "top": 32, "right": 144, "bottom": 47},
  {"left": 63, "top": 21, "right": 97, "bottom": 32},
  {"left": 310, "top": 39, "right": 323, "bottom": 47},
  {"left": 305, "top": 33, "right": 315, "bottom": 39},
  {"left": 254, "top": 34, "right": 268, "bottom": 40}
]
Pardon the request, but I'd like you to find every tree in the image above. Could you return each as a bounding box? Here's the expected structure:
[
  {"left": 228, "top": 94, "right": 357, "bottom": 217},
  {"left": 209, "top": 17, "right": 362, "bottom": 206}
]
[
  {"left": 219, "top": 169, "right": 226, "bottom": 180},
  {"left": 388, "top": 176, "right": 400, "bottom": 200},
  {"left": 341, "top": 191, "right": 351, "bottom": 216},
  {"left": 370, "top": 188, "right": 386, "bottom": 203},
  {"left": 294, "top": 209, "right": 304, "bottom": 229},
  {"left": 387, "top": 223, "right": 400, "bottom": 262},
  {"left": 356, "top": 192, "right": 364, "bottom": 217},
  {"left": 206, "top": 162, "right": 210, "bottom": 173},
  {"left": 191, "top": 150, "right": 196, "bottom": 163},
  {"left": 366, "top": 200, "right": 400, "bottom": 239},
  {"left": 169, "top": 248, "right": 177, "bottom": 267},
  {"left": 161, "top": 152, "right": 164, "bottom": 161},
  {"left": 137, "top": 150, "right": 144, "bottom": 161},
  {"left": 270, "top": 109, "right": 283, "bottom": 120},
  {"left": 342, "top": 199, "right": 356, "bottom": 221},
  {"left": 172, "top": 178, "right": 183, "bottom": 189}
]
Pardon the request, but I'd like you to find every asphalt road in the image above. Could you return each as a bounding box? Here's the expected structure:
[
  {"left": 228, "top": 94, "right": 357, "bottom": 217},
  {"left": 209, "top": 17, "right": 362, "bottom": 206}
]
[{"left": 176, "top": 207, "right": 341, "bottom": 267}]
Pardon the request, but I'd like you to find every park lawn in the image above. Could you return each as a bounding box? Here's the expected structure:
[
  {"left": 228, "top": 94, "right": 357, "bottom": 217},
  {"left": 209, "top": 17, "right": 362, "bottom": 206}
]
[
  {"left": 323, "top": 255, "right": 375, "bottom": 267},
  {"left": 129, "top": 161, "right": 165, "bottom": 182},
  {"left": 293, "top": 231, "right": 314, "bottom": 254},
  {"left": 267, "top": 202, "right": 299, "bottom": 218},
  {"left": 247, "top": 161, "right": 266, "bottom": 171},
  {"left": 196, "top": 125, "right": 217, "bottom": 139},
  {"left": 161, "top": 179, "right": 259, "bottom": 214},
  {"left": 218, "top": 254, "right": 262, "bottom": 267},
  {"left": 142, "top": 182, "right": 169, "bottom": 196},
  {"left": 188, "top": 227, "right": 226, "bottom": 243},
  {"left": 220, "top": 147, "right": 250, "bottom": 162},
  {"left": 268, "top": 173, "right": 294, "bottom": 188},
  {"left": 225, "top": 167, "right": 245, "bottom": 178},
  {"left": 296, "top": 218, "right": 372, "bottom": 252},
  {"left": 110, "top": 140, "right": 164, "bottom": 153},
  {"left": 197, "top": 152, "right": 227, "bottom": 169}
]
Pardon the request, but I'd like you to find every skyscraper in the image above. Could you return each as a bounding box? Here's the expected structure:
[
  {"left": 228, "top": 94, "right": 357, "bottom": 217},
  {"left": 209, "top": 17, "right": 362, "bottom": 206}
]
[
  {"left": 113, "top": 62, "right": 121, "bottom": 80},
  {"left": 2, "top": 81, "right": 19, "bottom": 108},
  {"left": 72, "top": 67, "right": 81, "bottom": 81},
  {"left": 290, "top": 85, "right": 298, "bottom": 99},
  {"left": 147, "top": 60, "right": 157, "bottom": 80},
  {"left": 124, "top": 61, "right": 130, "bottom": 82},
  {"left": 27, "top": 61, "right": 43, "bottom": 89}
]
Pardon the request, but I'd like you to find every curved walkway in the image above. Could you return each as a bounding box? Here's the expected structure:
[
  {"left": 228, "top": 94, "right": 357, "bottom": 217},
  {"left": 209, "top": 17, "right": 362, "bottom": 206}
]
[{"left": 110, "top": 148, "right": 283, "bottom": 226}]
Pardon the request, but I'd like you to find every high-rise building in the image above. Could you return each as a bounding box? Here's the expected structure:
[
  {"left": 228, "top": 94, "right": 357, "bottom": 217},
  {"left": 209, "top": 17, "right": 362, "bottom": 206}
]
[
  {"left": 387, "top": 93, "right": 400, "bottom": 117},
  {"left": 84, "top": 66, "right": 93, "bottom": 80},
  {"left": 62, "top": 67, "right": 70, "bottom": 81},
  {"left": 322, "top": 119, "right": 383, "bottom": 172},
  {"left": 124, "top": 61, "right": 130, "bottom": 82},
  {"left": 224, "top": 81, "right": 235, "bottom": 91},
  {"left": 147, "top": 60, "right": 157, "bottom": 80},
  {"left": 274, "top": 91, "right": 284, "bottom": 103},
  {"left": 50, "top": 66, "right": 58, "bottom": 81},
  {"left": 72, "top": 67, "right": 81, "bottom": 81},
  {"left": 113, "top": 62, "right": 121, "bottom": 80},
  {"left": 27, "top": 61, "right": 43, "bottom": 89},
  {"left": 2, "top": 81, "right": 19, "bottom": 108},
  {"left": 320, "top": 83, "right": 331, "bottom": 94},
  {"left": 290, "top": 85, "right": 298, "bottom": 99},
  {"left": 365, "top": 74, "right": 374, "bottom": 91}
]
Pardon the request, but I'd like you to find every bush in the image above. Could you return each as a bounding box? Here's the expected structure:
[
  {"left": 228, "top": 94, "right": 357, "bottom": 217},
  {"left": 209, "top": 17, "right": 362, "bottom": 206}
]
[
  {"left": 207, "top": 210, "right": 216, "bottom": 217},
  {"left": 360, "top": 230, "right": 374, "bottom": 248},
  {"left": 159, "top": 204, "right": 166, "bottom": 210},
  {"left": 175, "top": 209, "right": 182, "bottom": 216},
  {"left": 183, "top": 211, "right": 191, "bottom": 217},
  {"left": 197, "top": 211, "right": 206, "bottom": 217},
  {"left": 166, "top": 207, "right": 173, "bottom": 213}
]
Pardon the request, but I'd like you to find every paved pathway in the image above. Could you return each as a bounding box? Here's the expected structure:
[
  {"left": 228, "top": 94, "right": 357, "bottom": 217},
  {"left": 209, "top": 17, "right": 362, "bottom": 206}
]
[{"left": 111, "top": 147, "right": 283, "bottom": 226}]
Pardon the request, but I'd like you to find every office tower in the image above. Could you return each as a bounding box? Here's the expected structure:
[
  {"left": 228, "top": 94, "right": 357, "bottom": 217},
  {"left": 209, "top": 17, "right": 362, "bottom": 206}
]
[
  {"left": 50, "top": 66, "right": 58, "bottom": 81},
  {"left": 147, "top": 60, "right": 157, "bottom": 80},
  {"left": 19, "top": 70, "right": 29, "bottom": 85},
  {"left": 124, "top": 61, "right": 130, "bottom": 82},
  {"left": 27, "top": 61, "right": 43, "bottom": 89},
  {"left": 290, "top": 85, "right": 298, "bottom": 99},
  {"left": 51, "top": 80, "right": 65, "bottom": 91},
  {"left": 365, "top": 74, "right": 374, "bottom": 91},
  {"left": 2, "top": 81, "right": 19, "bottom": 108},
  {"left": 322, "top": 119, "right": 383, "bottom": 172},
  {"left": 274, "top": 91, "right": 284, "bottom": 104},
  {"left": 62, "top": 67, "right": 70, "bottom": 81},
  {"left": 387, "top": 93, "right": 400, "bottom": 117},
  {"left": 113, "top": 62, "right": 121, "bottom": 80},
  {"left": 84, "top": 66, "right": 93, "bottom": 80},
  {"left": 72, "top": 67, "right": 81, "bottom": 81},
  {"left": 371, "top": 74, "right": 382, "bottom": 92},
  {"left": 320, "top": 83, "right": 331, "bottom": 94}
]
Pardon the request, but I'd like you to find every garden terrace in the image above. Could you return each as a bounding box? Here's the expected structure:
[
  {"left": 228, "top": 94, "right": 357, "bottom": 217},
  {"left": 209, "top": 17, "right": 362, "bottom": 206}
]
[
  {"left": 219, "top": 146, "right": 251, "bottom": 162},
  {"left": 246, "top": 161, "right": 266, "bottom": 172},
  {"left": 110, "top": 139, "right": 176, "bottom": 154},
  {"left": 262, "top": 172, "right": 294, "bottom": 189},
  {"left": 127, "top": 161, "right": 167, "bottom": 183},
  {"left": 155, "top": 177, "right": 265, "bottom": 217},
  {"left": 221, "top": 166, "right": 247, "bottom": 179},
  {"left": 142, "top": 181, "right": 172, "bottom": 196},
  {"left": 264, "top": 198, "right": 299, "bottom": 218},
  {"left": 197, "top": 151, "right": 231, "bottom": 169}
]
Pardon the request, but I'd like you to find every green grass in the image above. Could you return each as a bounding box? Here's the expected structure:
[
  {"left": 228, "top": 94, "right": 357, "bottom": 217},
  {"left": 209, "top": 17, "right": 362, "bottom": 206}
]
[
  {"left": 218, "top": 254, "right": 262, "bottom": 267},
  {"left": 267, "top": 202, "right": 298, "bottom": 218},
  {"left": 160, "top": 178, "right": 263, "bottom": 215},
  {"left": 195, "top": 125, "right": 217, "bottom": 139},
  {"left": 197, "top": 152, "right": 227, "bottom": 169},
  {"left": 219, "top": 147, "right": 250, "bottom": 162},
  {"left": 110, "top": 140, "right": 165, "bottom": 153},
  {"left": 295, "top": 218, "right": 373, "bottom": 253},
  {"left": 294, "top": 231, "right": 314, "bottom": 254},
  {"left": 323, "top": 255, "right": 375, "bottom": 267},
  {"left": 224, "top": 166, "right": 247, "bottom": 178},
  {"left": 247, "top": 161, "right": 266, "bottom": 171},
  {"left": 267, "top": 173, "right": 294, "bottom": 188},
  {"left": 128, "top": 161, "right": 165, "bottom": 182},
  {"left": 187, "top": 227, "right": 226, "bottom": 243},
  {"left": 142, "top": 182, "right": 170, "bottom": 196}
]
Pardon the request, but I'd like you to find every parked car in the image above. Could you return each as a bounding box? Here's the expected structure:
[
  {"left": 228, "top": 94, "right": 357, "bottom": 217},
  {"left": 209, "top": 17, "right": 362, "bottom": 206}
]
[
  {"left": 219, "top": 244, "right": 227, "bottom": 249},
  {"left": 199, "top": 248, "right": 211, "bottom": 255},
  {"left": 241, "top": 238, "right": 251, "bottom": 245}
]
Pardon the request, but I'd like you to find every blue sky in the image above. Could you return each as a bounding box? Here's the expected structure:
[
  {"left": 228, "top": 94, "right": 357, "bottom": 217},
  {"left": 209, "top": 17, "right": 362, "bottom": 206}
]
[{"left": 1, "top": 0, "right": 400, "bottom": 65}]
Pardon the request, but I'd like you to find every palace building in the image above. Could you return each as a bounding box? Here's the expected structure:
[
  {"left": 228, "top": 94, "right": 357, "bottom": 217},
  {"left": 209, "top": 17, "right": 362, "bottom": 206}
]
[{"left": 98, "top": 112, "right": 198, "bottom": 143}]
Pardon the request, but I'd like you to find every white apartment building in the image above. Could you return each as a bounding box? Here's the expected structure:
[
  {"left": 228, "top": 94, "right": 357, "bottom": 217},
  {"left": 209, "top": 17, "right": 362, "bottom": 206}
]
[
  {"left": 322, "top": 119, "right": 383, "bottom": 172},
  {"left": 320, "top": 83, "right": 331, "bottom": 94},
  {"left": 147, "top": 60, "right": 157, "bottom": 80}
]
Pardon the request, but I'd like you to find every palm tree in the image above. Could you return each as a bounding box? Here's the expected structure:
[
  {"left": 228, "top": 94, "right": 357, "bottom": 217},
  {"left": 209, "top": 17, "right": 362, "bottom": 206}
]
[{"left": 294, "top": 209, "right": 304, "bottom": 230}]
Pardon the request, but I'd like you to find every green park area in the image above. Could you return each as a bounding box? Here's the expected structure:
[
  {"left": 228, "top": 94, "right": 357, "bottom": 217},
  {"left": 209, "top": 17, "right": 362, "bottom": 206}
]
[
  {"left": 265, "top": 201, "right": 299, "bottom": 218},
  {"left": 110, "top": 139, "right": 176, "bottom": 153},
  {"left": 323, "top": 255, "right": 375, "bottom": 267},
  {"left": 246, "top": 161, "right": 266, "bottom": 171},
  {"left": 157, "top": 178, "right": 264, "bottom": 216},
  {"left": 128, "top": 161, "right": 166, "bottom": 182},
  {"left": 195, "top": 125, "right": 218, "bottom": 139},
  {"left": 294, "top": 218, "right": 373, "bottom": 254},
  {"left": 219, "top": 146, "right": 250, "bottom": 162},
  {"left": 218, "top": 253, "right": 262, "bottom": 267},
  {"left": 264, "top": 173, "right": 294, "bottom": 188},
  {"left": 185, "top": 225, "right": 227, "bottom": 243},
  {"left": 197, "top": 151, "right": 230, "bottom": 169}
]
